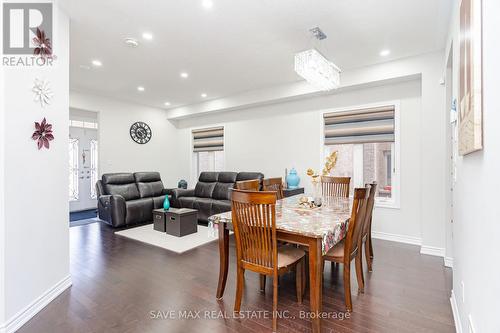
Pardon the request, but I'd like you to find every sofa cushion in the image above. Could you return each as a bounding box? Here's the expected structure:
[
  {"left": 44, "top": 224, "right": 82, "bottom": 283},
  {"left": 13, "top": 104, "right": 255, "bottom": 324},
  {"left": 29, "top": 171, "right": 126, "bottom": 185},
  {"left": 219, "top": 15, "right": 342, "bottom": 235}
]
[
  {"left": 125, "top": 198, "right": 153, "bottom": 224},
  {"left": 199, "top": 172, "right": 219, "bottom": 182},
  {"left": 212, "top": 200, "right": 231, "bottom": 214},
  {"left": 212, "top": 183, "right": 234, "bottom": 200},
  {"left": 193, "top": 198, "right": 215, "bottom": 214},
  {"left": 104, "top": 183, "right": 140, "bottom": 200},
  {"left": 195, "top": 181, "right": 216, "bottom": 198},
  {"left": 236, "top": 172, "right": 264, "bottom": 182},
  {"left": 134, "top": 172, "right": 161, "bottom": 182},
  {"left": 217, "top": 172, "right": 237, "bottom": 183},
  {"left": 102, "top": 173, "right": 135, "bottom": 185},
  {"left": 137, "top": 181, "right": 164, "bottom": 198},
  {"left": 178, "top": 197, "right": 197, "bottom": 209},
  {"left": 102, "top": 173, "right": 140, "bottom": 200}
]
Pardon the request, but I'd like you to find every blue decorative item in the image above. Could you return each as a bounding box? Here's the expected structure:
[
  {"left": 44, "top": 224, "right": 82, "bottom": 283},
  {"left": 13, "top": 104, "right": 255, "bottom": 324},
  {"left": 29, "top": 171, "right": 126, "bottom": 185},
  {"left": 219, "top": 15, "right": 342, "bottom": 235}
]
[
  {"left": 163, "top": 196, "right": 170, "bottom": 210},
  {"left": 286, "top": 168, "right": 300, "bottom": 189},
  {"left": 178, "top": 179, "right": 187, "bottom": 189}
]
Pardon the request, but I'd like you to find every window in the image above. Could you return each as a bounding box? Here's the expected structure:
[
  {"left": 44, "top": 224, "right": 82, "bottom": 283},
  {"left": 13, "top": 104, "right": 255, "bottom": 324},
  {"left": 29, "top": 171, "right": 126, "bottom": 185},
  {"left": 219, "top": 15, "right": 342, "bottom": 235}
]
[
  {"left": 323, "top": 104, "right": 399, "bottom": 206},
  {"left": 69, "top": 138, "right": 79, "bottom": 201},
  {"left": 70, "top": 120, "right": 98, "bottom": 129},
  {"left": 192, "top": 127, "right": 225, "bottom": 179},
  {"left": 90, "top": 140, "right": 98, "bottom": 199}
]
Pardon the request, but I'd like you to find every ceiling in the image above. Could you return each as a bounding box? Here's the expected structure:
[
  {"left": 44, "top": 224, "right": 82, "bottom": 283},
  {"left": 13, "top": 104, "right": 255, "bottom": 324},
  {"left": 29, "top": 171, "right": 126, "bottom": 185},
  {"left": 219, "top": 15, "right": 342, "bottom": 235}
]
[{"left": 63, "top": 0, "right": 453, "bottom": 110}]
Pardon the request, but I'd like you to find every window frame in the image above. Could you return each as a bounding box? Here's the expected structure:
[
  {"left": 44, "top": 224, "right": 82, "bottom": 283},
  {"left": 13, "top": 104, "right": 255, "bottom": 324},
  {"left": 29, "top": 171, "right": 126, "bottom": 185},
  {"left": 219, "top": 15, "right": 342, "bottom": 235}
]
[
  {"left": 320, "top": 101, "right": 401, "bottom": 209},
  {"left": 190, "top": 124, "right": 226, "bottom": 185}
]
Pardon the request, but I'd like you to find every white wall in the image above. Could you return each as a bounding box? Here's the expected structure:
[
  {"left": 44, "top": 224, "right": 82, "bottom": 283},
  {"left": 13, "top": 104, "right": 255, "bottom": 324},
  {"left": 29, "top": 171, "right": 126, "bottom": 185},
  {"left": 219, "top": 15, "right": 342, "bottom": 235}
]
[
  {"left": 0, "top": 32, "right": 6, "bottom": 329},
  {"left": 175, "top": 78, "right": 426, "bottom": 243},
  {"left": 447, "top": 0, "right": 500, "bottom": 331},
  {"left": 0, "top": 3, "right": 71, "bottom": 332},
  {"left": 70, "top": 92, "right": 184, "bottom": 188}
]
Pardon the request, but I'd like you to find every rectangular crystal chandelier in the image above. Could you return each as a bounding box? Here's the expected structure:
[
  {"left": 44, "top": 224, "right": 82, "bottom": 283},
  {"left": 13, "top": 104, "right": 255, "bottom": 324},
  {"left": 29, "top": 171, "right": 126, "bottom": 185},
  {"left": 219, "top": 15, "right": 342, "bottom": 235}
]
[{"left": 294, "top": 49, "right": 341, "bottom": 91}]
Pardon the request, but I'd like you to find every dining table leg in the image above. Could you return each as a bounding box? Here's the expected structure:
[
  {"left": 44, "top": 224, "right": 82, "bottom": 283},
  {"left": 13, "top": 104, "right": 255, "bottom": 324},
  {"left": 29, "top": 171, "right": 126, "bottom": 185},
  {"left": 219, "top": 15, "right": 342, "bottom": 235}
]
[
  {"left": 308, "top": 238, "right": 323, "bottom": 333},
  {"left": 216, "top": 223, "right": 229, "bottom": 300}
]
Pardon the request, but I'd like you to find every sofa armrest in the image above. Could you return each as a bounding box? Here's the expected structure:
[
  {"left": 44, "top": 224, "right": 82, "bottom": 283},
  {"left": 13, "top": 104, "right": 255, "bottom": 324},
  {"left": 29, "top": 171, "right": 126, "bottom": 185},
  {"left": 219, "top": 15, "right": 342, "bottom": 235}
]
[
  {"left": 170, "top": 188, "right": 195, "bottom": 208},
  {"left": 109, "top": 195, "right": 126, "bottom": 227},
  {"left": 171, "top": 188, "right": 195, "bottom": 199},
  {"left": 162, "top": 188, "right": 175, "bottom": 196},
  {"left": 98, "top": 194, "right": 127, "bottom": 227}
]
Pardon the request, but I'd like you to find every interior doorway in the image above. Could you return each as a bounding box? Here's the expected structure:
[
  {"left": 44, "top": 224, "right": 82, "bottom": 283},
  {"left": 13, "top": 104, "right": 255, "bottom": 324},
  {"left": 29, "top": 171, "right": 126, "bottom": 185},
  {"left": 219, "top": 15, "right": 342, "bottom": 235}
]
[{"left": 69, "top": 108, "right": 99, "bottom": 213}]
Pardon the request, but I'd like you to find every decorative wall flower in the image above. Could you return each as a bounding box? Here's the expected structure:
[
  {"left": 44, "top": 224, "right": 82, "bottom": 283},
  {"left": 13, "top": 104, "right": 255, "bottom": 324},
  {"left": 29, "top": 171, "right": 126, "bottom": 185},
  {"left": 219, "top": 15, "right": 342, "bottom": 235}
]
[
  {"left": 32, "top": 78, "right": 53, "bottom": 108},
  {"left": 32, "top": 118, "right": 54, "bottom": 150},
  {"left": 33, "top": 28, "right": 52, "bottom": 58}
]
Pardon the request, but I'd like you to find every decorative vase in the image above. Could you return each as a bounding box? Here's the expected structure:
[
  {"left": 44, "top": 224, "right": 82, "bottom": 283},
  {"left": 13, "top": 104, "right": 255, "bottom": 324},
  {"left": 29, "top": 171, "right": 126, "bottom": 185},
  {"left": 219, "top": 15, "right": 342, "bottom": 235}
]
[
  {"left": 163, "top": 196, "right": 170, "bottom": 210},
  {"left": 286, "top": 168, "right": 300, "bottom": 189},
  {"left": 312, "top": 181, "right": 322, "bottom": 207},
  {"left": 178, "top": 179, "right": 187, "bottom": 189}
]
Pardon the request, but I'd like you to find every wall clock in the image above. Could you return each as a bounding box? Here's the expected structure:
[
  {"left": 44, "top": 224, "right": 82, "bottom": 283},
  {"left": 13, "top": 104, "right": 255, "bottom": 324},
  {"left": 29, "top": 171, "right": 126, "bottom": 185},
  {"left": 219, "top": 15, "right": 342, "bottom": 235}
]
[{"left": 130, "top": 122, "right": 152, "bottom": 144}]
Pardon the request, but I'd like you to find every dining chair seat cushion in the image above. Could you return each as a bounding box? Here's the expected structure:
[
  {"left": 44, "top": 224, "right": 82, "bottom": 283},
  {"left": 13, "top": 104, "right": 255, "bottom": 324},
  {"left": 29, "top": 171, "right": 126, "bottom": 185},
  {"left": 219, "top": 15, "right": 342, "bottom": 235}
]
[
  {"left": 277, "top": 245, "right": 306, "bottom": 268},
  {"left": 324, "top": 240, "right": 345, "bottom": 260}
]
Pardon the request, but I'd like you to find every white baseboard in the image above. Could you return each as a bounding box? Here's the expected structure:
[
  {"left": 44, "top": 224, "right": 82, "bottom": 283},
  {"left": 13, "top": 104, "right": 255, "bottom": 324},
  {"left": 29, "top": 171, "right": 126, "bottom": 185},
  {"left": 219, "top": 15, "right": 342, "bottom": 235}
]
[
  {"left": 371, "top": 231, "right": 422, "bottom": 245},
  {"left": 444, "top": 256, "right": 454, "bottom": 268},
  {"left": 420, "top": 245, "right": 446, "bottom": 257},
  {"left": 450, "top": 290, "right": 463, "bottom": 333},
  {"left": 0, "top": 275, "right": 72, "bottom": 333}
]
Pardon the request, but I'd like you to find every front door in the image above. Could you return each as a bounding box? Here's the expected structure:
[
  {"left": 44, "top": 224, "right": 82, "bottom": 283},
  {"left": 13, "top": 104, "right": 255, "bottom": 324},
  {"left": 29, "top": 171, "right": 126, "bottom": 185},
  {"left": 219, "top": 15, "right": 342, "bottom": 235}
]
[{"left": 69, "top": 126, "right": 98, "bottom": 212}]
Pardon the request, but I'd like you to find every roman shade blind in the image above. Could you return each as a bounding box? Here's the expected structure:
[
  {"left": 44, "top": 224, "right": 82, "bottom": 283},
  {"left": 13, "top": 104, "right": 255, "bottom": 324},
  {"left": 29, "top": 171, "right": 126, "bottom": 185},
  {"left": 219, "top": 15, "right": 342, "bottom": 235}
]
[
  {"left": 192, "top": 126, "right": 224, "bottom": 152},
  {"left": 323, "top": 105, "right": 395, "bottom": 145}
]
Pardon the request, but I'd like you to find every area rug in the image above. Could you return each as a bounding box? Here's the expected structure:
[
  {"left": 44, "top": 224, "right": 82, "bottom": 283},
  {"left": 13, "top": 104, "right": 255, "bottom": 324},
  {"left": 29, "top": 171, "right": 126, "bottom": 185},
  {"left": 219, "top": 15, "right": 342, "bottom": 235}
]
[{"left": 114, "top": 224, "right": 226, "bottom": 254}]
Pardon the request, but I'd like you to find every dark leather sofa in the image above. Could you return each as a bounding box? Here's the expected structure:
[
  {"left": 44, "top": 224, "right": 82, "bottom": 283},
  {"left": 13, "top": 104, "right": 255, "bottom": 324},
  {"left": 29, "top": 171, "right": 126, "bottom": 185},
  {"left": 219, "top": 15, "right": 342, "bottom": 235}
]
[
  {"left": 96, "top": 172, "right": 171, "bottom": 227},
  {"left": 171, "top": 172, "right": 264, "bottom": 222}
]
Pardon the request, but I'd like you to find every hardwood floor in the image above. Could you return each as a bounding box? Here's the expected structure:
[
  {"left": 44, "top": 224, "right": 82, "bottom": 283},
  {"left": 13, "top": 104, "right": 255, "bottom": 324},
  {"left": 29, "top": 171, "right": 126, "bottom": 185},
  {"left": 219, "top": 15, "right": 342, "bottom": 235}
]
[{"left": 18, "top": 222, "right": 454, "bottom": 333}]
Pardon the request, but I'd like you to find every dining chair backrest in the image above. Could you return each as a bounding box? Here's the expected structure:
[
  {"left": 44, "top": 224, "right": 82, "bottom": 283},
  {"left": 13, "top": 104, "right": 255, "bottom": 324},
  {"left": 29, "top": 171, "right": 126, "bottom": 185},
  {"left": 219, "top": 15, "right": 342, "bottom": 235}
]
[
  {"left": 321, "top": 176, "right": 351, "bottom": 197},
  {"left": 235, "top": 179, "right": 260, "bottom": 191},
  {"left": 231, "top": 189, "right": 278, "bottom": 274},
  {"left": 362, "top": 182, "right": 377, "bottom": 238},
  {"left": 262, "top": 177, "right": 284, "bottom": 200},
  {"left": 344, "top": 187, "right": 369, "bottom": 262}
]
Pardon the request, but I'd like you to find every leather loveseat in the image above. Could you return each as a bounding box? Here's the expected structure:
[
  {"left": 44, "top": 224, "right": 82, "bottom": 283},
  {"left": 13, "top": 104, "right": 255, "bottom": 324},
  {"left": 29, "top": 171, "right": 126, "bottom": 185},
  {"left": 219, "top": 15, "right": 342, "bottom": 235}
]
[
  {"left": 96, "top": 172, "right": 171, "bottom": 227},
  {"left": 171, "top": 172, "right": 264, "bottom": 222}
]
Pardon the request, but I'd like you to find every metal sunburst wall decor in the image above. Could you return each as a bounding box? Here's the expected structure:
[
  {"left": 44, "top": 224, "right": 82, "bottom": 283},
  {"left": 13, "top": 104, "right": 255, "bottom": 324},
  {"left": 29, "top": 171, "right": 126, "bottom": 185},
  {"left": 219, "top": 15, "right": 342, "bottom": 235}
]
[{"left": 32, "top": 78, "right": 53, "bottom": 108}]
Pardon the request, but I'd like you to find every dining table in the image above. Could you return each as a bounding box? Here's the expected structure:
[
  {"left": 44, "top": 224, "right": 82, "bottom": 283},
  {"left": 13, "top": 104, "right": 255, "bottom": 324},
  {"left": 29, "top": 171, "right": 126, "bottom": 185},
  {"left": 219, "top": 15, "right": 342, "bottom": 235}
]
[{"left": 208, "top": 195, "right": 353, "bottom": 333}]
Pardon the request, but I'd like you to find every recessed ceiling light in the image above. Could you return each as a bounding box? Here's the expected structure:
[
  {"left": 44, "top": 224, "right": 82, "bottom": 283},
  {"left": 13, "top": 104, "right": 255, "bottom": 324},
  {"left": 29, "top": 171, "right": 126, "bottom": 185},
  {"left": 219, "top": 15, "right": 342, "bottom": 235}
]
[
  {"left": 164, "top": 102, "right": 171, "bottom": 106},
  {"left": 91, "top": 60, "right": 102, "bottom": 67},
  {"left": 124, "top": 38, "right": 139, "bottom": 48},
  {"left": 201, "top": 93, "right": 207, "bottom": 98},
  {"left": 202, "top": 0, "right": 213, "bottom": 9},
  {"left": 379, "top": 49, "right": 391, "bottom": 57},
  {"left": 180, "top": 72, "right": 189, "bottom": 78},
  {"left": 137, "top": 86, "right": 145, "bottom": 92},
  {"left": 142, "top": 32, "right": 153, "bottom": 40}
]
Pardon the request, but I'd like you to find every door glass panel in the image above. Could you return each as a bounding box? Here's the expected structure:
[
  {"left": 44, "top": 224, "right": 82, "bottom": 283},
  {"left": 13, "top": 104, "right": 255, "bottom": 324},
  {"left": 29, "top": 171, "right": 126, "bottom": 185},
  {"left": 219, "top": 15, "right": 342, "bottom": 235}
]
[
  {"left": 90, "top": 140, "right": 98, "bottom": 199},
  {"left": 69, "top": 138, "right": 79, "bottom": 201}
]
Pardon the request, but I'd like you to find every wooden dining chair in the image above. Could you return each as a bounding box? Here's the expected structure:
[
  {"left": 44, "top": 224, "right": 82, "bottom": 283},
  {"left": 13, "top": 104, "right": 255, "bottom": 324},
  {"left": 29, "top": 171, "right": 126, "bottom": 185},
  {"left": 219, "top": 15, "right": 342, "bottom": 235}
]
[
  {"left": 262, "top": 177, "right": 284, "bottom": 200},
  {"left": 321, "top": 176, "right": 351, "bottom": 197},
  {"left": 235, "top": 179, "right": 260, "bottom": 191},
  {"left": 362, "top": 182, "right": 377, "bottom": 272},
  {"left": 322, "top": 187, "right": 369, "bottom": 312},
  {"left": 231, "top": 189, "right": 305, "bottom": 332}
]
